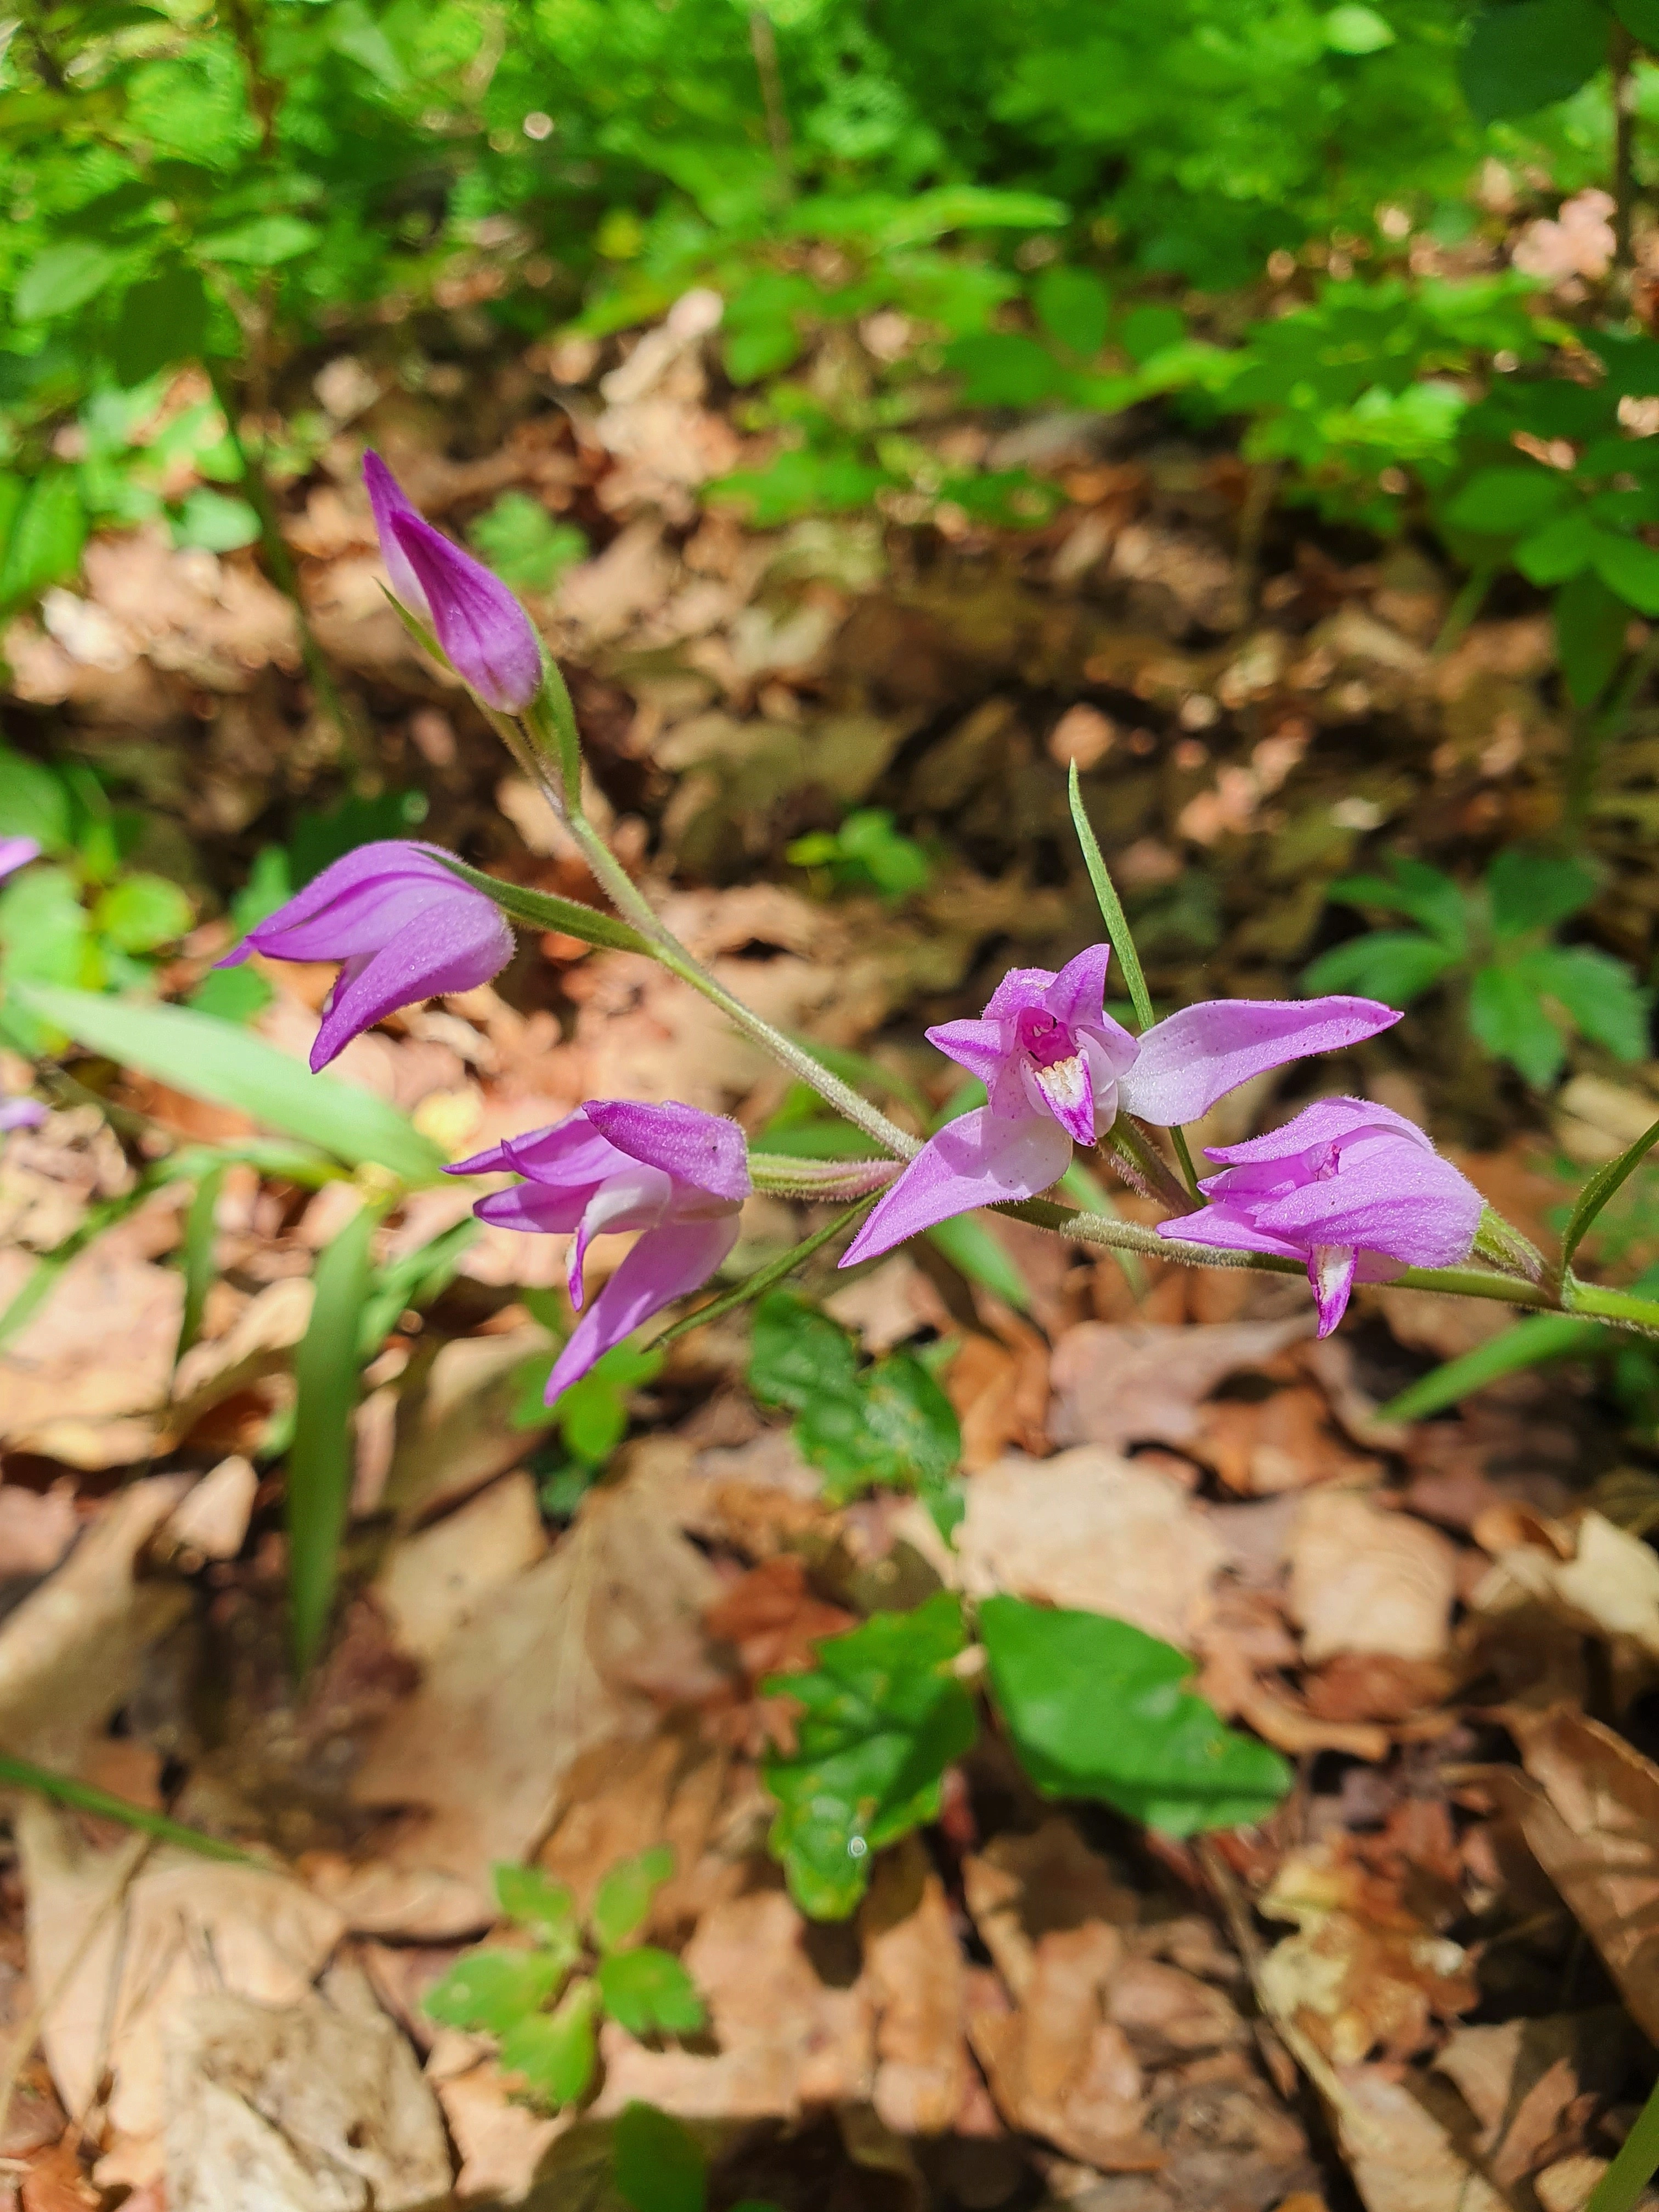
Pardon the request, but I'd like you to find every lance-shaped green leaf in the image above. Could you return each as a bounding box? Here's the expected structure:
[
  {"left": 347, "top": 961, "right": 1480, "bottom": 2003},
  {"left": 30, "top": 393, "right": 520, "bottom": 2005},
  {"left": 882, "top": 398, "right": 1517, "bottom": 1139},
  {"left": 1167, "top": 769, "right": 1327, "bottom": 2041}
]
[
  {"left": 1562, "top": 1113, "right": 1659, "bottom": 1270},
  {"left": 12, "top": 985, "right": 444, "bottom": 1183},
  {"left": 432, "top": 853, "right": 651, "bottom": 958},
  {"left": 1378, "top": 1311, "right": 1605, "bottom": 1422},
  {"left": 177, "top": 1163, "right": 225, "bottom": 1362},
  {"left": 289, "top": 1198, "right": 382, "bottom": 1674},
  {"left": 761, "top": 1591, "right": 978, "bottom": 1919},
  {"left": 591, "top": 1846, "right": 674, "bottom": 1951},
  {"left": 980, "top": 1595, "right": 1289, "bottom": 1836},
  {"left": 596, "top": 1946, "right": 707, "bottom": 2036}
]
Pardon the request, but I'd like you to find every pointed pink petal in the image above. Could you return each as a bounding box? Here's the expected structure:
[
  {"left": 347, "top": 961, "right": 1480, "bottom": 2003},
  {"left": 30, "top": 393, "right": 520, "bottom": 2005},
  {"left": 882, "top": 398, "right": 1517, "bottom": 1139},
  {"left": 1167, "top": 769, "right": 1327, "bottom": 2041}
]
[
  {"left": 983, "top": 966, "right": 1057, "bottom": 1022},
  {"left": 585, "top": 1099, "right": 751, "bottom": 1203},
  {"left": 544, "top": 1215, "right": 741, "bottom": 1403},
  {"left": 926, "top": 1018, "right": 1008, "bottom": 1090},
  {"left": 1117, "top": 996, "right": 1401, "bottom": 1126},
  {"left": 471, "top": 1182, "right": 592, "bottom": 1234},
  {"left": 839, "top": 1108, "right": 1072, "bottom": 1268},
  {"left": 1245, "top": 1136, "right": 1482, "bottom": 1268},
  {"left": 224, "top": 842, "right": 462, "bottom": 967},
  {"left": 311, "top": 899, "right": 515, "bottom": 1068},
  {"left": 392, "top": 514, "right": 543, "bottom": 713},
  {"left": 1042, "top": 942, "right": 1111, "bottom": 1031},
  {"left": 1156, "top": 1206, "right": 1305, "bottom": 1262},
  {"left": 1201, "top": 1096, "right": 1427, "bottom": 1166},
  {"left": 1310, "top": 1245, "right": 1358, "bottom": 1336},
  {"left": 363, "top": 451, "right": 431, "bottom": 618}
]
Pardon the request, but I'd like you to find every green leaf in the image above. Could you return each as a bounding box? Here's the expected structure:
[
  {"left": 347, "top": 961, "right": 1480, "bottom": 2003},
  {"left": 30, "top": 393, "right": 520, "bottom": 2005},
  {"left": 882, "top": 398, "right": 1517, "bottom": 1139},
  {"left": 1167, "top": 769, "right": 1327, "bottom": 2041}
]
[
  {"left": 287, "top": 792, "right": 427, "bottom": 888},
  {"left": 185, "top": 963, "right": 273, "bottom": 1024},
  {"left": 1592, "top": 531, "right": 1659, "bottom": 617},
  {"left": 945, "top": 332, "right": 1067, "bottom": 408},
  {"left": 1324, "top": 3, "right": 1396, "bottom": 51},
  {"left": 423, "top": 1948, "right": 568, "bottom": 2034},
  {"left": 1380, "top": 1313, "right": 1607, "bottom": 1420},
  {"left": 749, "top": 1291, "right": 860, "bottom": 1412},
  {"left": 1325, "top": 855, "right": 1469, "bottom": 951},
  {"left": 1032, "top": 266, "right": 1110, "bottom": 357},
  {"left": 0, "top": 748, "right": 70, "bottom": 851},
  {"left": 760, "top": 1591, "right": 978, "bottom": 1920},
  {"left": 493, "top": 1865, "right": 582, "bottom": 1967},
  {"left": 613, "top": 2102, "right": 707, "bottom": 2212},
  {"left": 289, "top": 1196, "right": 381, "bottom": 1674},
  {"left": 198, "top": 215, "right": 321, "bottom": 266},
  {"left": 924, "top": 1215, "right": 1034, "bottom": 1312},
  {"left": 591, "top": 1847, "right": 674, "bottom": 1953},
  {"left": 468, "top": 494, "right": 587, "bottom": 592},
  {"left": 1470, "top": 960, "right": 1566, "bottom": 1087},
  {"left": 434, "top": 854, "right": 651, "bottom": 957},
  {"left": 0, "top": 869, "right": 92, "bottom": 1005},
  {"left": 1514, "top": 508, "right": 1597, "bottom": 586},
  {"left": 0, "top": 472, "right": 86, "bottom": 606},
  {"left": 1613, "top": 0, "right": 1659, "bottom": 43},
  {"left": 596, "top": 1948, "right": 707, "bottom": 2037},
  {"left": 9, "top": 987, "right": 446, "bottom": 1183},
  {"left": 1562, "top": 1116, "right": 1659, "bottom": 1270},
  {"left": 92, "top": 873, "right": 193, "bottom": 953},
  {"left": 111, "top": 264, "right": 211, "bottom": 388},
  {"left": 15, "top": 240, "right": 120, "bottom": 322},
  {"left": 1302, "top": 930, "right": 1459, "bottom": 1007},
  {"left": 176, "top": 1161, "right": 224, "bottom": 1361},
  {"left": 173, "top": 490, "right": 260, "bottom": 552},
  {"left": 799, "top": 1348, "right": 961, "bottom": 1506},
  {"left": 979, "top": 1596, "right": 1290, "bottom": 1835},
  {"left": 1119, "top": 304, "right": 1188, "bottom": 364},
  {"left": 328, "top": 0, "right": 407, "bottom": 86},
  {"left": 1459, "top": 0, "right": 1609, "bottom": 122},
  {"left": 1531, "top": 944, "right": 1653, "bottom": 1062},
  {"left": 1485, "top": 848, "right": 1598, "bottom": 939},
  {"left": 1555, "top": 569, "right": 1629, "bottom": 709},
  {"left": 1444, "top": 464, "right": 1570, "bottom": 537},
  {"left": 1069, "top": 763, "right": 1155, "bottom": 1031},
  {"left": 499, "top": 1978, "right": 600, "bottom": 2107}
]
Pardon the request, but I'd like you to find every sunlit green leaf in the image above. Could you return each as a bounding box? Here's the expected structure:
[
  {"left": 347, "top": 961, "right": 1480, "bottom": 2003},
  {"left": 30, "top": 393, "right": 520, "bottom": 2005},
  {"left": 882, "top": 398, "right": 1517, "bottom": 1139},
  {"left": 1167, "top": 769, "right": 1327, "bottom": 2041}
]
[
  {"left": 591, "top": 1847, "right": 674, "bottom": 1953},
  {"left": 596, "top": 1947, "right": 707, "bottom": 2036},
  {"left": 423, "top": 1948, "right": 568, "bottom": 2034}
]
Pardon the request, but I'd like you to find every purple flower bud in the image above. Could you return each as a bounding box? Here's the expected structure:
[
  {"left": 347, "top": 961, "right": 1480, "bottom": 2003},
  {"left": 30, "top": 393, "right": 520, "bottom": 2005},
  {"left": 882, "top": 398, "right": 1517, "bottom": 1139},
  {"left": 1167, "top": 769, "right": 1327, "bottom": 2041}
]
[
  {"left": 0, "top": 1098, "right": 45, "bottom": 1136},
  {"left": 218, "top": 840, "right": 515, "bottom": 1071},
  {"left": 450, "top": 1099, "right": 750, "bottom": 1402},
  {"left": 0, "top": 838, "right": 41, "bottom": 882},
  {"left": 1158, "top": 1097, "right": 1483, "bottom": 1336},
  {"left": 363, "top": 451, "right": 544, "bottom": 714}
]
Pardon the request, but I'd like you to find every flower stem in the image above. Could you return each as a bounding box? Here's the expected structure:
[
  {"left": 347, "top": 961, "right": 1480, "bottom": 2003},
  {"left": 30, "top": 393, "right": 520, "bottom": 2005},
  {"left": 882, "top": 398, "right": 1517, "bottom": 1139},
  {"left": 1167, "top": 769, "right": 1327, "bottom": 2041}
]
[
  {"left": 1110, "top": 1117, "right": 1194, "bottom": 1212},
  {"left": 654, "top": 1195, "right": 877, "bottom": 1347}
]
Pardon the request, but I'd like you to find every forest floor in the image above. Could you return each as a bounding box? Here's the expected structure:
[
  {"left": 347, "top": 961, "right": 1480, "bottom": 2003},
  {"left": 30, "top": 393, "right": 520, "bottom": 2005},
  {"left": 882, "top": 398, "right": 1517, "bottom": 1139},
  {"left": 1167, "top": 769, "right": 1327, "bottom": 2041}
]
[{"left": 0, "top": 303, "right": 1657, "bottom": 2212}]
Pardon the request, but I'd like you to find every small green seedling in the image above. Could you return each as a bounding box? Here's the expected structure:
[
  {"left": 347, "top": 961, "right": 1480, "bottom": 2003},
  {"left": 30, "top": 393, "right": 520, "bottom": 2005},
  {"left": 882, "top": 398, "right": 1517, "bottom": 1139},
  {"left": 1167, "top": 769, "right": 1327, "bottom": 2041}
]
[
  {"left": 611, "top": 2099, "right": 785, "bottom": 2212},
  {"left": 786, "top": 809, "right": 932, "bottom": 903},
  {"left": 424, "top": 1850, "right": 704, "bottom": 2109}
]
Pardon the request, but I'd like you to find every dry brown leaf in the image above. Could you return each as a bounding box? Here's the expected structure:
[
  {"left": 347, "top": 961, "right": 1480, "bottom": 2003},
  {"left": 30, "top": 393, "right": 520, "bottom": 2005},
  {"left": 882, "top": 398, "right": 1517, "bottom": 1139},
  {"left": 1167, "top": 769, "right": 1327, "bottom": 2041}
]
[
  {"left": 1257, "top": 1843, "right": 1476, "bottom": 2066},
  {"left": 1434, "top": 2012, "right": 1629, "bottom": 2188},
  {"left": 433, "top": 2059, "right": 566, "bottom": 2204},
  {"left": 1510, "top": 1705, "right": 1659, "bottom": 2044},
  {"left": 157, "top": 1454, "right": 256, "bottom": 1562},
  {"left": 382, "top": 1326, "right": 555, "bottom": 1522},
  {"left": 1104, "top": 1957, "right": 1246, "bottom": 2063},
  {"left": 962, "top": 1819, "right": 1139, "bottom": 2000},
  {"left": 1047, "top": 1319, "right": 1311, "bottom": 1455},
  {"left": 0, "top": 1243, "right": 180, "bottom": 1467},
  {"left": 954, "top": 1448, "right": 1223, "bottom": 1647},
  {"left": 1474, "top": 1510, "right": 1659, "bottom": 1657},
  {"left": 162, "top": 1983, "right": 450, "bottom": 2212},
  {"left": 374, "top": 1471, "right": 548, "bottom": 1660},
  {"left": 593, "top": 1887, "right": 874, "bottom": 2119},
  {"left": 1194, "top": 1386, "right": 1378, "bottom": 1497},
  {"left": 1332, "top": 2067, "right": 1507, "bottom": 2212},
  {"left": 1289, "top": 1492, "right": 1458, "bottom": 1663},
  {"left": 352, "top": 1469, "right": 724, "bottom": 1916},
  {"left": 860, "top": 1839, "right": 968, "bottom": 2137},
  {"left": 0, "top": 1487, "right": 78, "bottom": 1580},
  {"left": 0, "top": 1477, "right": 189, "bottom": 1767},
  {"left": 19, "top": 1805, "right": 345, "bottom": 2153}
]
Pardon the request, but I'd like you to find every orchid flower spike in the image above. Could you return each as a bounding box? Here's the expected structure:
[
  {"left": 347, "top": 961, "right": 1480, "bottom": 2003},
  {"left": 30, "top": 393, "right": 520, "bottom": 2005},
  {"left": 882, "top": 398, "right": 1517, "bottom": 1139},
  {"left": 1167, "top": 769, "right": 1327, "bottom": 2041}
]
[
  {"left": 840, "top": 944, "right": 1400, "bottom": 1267},
  {"left": 0, "top": 838, "right": 41, "bottom": 882},
  {"left": 218, "top": 840, "right": 515, "bottom": 1071},
  {"left": 364, "top": 451, "right": 544, "bottom": 714},
  {"left": 451, "top": 1101, "right": 751, "bottom": 1402},
  {"left": 1157, "top": 1097, "right": 1483, "bottom": 1336}
]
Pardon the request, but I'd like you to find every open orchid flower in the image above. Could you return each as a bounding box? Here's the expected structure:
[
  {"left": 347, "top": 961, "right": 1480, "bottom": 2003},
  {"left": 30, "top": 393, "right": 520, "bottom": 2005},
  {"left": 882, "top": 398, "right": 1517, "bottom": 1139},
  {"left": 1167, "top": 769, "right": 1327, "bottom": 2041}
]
[
  {"left": 451, "top": 1100, "right": 751, "bottom": 1402},
  {"left": 364, "top": 451, "right": 544, "bottom": 714},
  {"left": 218, "top": 840, "right": 515, "bottom": 1070},
  {"left": 840, "top": 944, "right": 1399, "bottom": 1266},
  {"left": 1157, "top": 1097, "right": 1483, "bottom": 1335}
]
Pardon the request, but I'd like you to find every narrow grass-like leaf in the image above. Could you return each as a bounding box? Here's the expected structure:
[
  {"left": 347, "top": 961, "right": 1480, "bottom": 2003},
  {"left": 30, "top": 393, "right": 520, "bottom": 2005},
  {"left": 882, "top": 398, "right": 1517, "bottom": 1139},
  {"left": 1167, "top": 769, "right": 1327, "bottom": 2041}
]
[
  {"left": 1561, "top": 1114, "right": 1659, "bottom": 1269},
  {"left": 289, "top": 1198, "right": 381, "bottom": 1674},
  {"left": 0, "top": 1750, "right": 257, "bottom": 1862},
  {"left": 433, "top": 853, "right": 652, "bottom": 957},
  {"left": 356, "top": 1216, "right": 478, "bottom": 1357},
  {"left": 1588, "top": 2075, "right": 1659, "bottom": 2212},
  {"left": 13, "top": 985, "right": 444, "bottom": 1183},
  {"left": 0, "top": 1184, "right": 154, "bottom": 1348},
  {"left": 1068, "top": 763, "right": 1199, "bottom": 1194},
  {"left": 177, "top": 1164, "right": 225, "bottom": 1362},
  {"left": 1377, "top": 1312, "right": 1606, "bottom": 1423},
  {"left": 925, "top": 1214, "right": 1033, "bottom": 1310}
]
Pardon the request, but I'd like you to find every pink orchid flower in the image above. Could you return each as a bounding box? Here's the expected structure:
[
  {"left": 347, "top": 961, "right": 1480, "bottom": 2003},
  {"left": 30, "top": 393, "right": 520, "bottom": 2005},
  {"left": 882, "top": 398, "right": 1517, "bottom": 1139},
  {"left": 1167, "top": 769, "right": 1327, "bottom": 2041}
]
[
  {"left": 218, "top": 841, "right": 515, "bottom": 1070},
  {"left": 451, "top": 1100, "right": 751, "bottom": 1402},
  {"left": 1157, "top": 1097, "right": 1483, "bottom": 1335},
  {"left": 840, "top": 944, "right": 1399, "bottom": 1266}
]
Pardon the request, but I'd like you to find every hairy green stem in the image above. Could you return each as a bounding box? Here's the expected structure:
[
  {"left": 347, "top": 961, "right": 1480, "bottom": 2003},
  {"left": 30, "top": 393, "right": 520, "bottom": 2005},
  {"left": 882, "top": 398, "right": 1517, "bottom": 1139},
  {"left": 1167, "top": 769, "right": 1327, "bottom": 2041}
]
[{"left": 655, "top": 1195, "right": 876, "bottom": 1346}]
